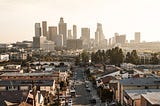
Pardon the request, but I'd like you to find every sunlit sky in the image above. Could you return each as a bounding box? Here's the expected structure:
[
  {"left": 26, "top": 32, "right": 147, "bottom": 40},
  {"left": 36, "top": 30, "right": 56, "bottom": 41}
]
[{"left": 0, "top": 0, "right": 160, "bottom": 43}]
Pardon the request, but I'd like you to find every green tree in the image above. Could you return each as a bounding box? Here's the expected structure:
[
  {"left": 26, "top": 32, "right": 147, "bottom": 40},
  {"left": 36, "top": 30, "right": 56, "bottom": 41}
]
[
  {"left": 125, "top": 52, "right": 131, "bottom": 63},
  {"left": 130, "top": 50, "right": 139, "bottom": 64},
  {"left": 151, "top": 53, "right": 159, "bottom": 64},
  {"left": 81, "top": 50, "right": 89, "bottom": 63},
  {"left": 109, "top": 47, "right": 124, "bottom": 66}
]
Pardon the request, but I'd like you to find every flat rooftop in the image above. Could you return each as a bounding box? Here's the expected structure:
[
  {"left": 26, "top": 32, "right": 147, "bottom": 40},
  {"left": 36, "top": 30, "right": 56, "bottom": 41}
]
[
  {"left": 0, "top": 80, "right": 54, "bottom": 86},
  {"left": 0, "top": 72, "right": 53, "bottom": 77},
  {"left": 120, "top": 77, "right": 160, "bottom": 86},
  {"left": 142, "top": 92, "right": 160, "bottom": 105},
  {"left": 125, "top": 89, "right": 160, "bottom": 100}
]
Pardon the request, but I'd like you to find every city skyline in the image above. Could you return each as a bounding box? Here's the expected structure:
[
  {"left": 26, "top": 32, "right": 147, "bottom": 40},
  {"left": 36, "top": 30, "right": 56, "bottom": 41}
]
[{"left": 1, "top": 0, "right": 160, "bottom": 43}]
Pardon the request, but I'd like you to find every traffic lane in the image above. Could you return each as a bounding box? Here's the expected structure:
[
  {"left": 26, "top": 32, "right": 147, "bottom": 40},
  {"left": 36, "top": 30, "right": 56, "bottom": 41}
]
[{"left": 72, "top": 67, "right": 91, "bottom": 106}]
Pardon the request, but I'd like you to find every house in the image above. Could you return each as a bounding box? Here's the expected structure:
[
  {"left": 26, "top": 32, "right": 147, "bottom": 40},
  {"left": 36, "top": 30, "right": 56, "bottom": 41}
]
[{"left": 0, "top": 72, "right": 56, "bottom": 105}]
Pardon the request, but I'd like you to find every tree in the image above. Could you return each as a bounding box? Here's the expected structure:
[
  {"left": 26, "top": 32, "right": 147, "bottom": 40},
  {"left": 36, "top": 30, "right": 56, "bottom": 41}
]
[
  {"left": 130, "top": 50, "right": 139, "bottom": 64},
  {"left": 81, "top": 50, "right": 89, "bottom": 63},
  {"left": 151, "top": 53, "right": 159, "bottom": 64},
  {"left": 109, "top": 47, "right": 124, "bottom": 66},
  {"left": 97, "top": 86, "right": 113, "bottom": 103},
  {"left": 125, "top": 52, "right": 131, "bottom": 63}
]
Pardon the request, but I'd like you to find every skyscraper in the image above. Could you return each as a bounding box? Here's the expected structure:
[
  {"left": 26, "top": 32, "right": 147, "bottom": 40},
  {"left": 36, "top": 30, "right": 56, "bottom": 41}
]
[
  {"left": 81, "top": 28, "right": 90, "bottom": 46},
  {"left": 35, "top": 23, "right": 41, "bottom": 37},
  {"left": 68, "top": 30, "right": 72, "bottom": 39},
  {"left": 95, "top": 23, "right": 105, "bottom": 47},
  {"left": 33, "top": 23, "right": 55, "bottom": 50},
  {"left": 115, "top": 34, "right": 126, "bottom": 44},
  {"left": 58, "top": 17, "right": 67, "bottom": 46},
  {"left": 42, "top": 21, "right": 47, "bottom": 37},
  {"left": 48, "top": 26, "right": 57, "bottom": 42},
  {"left": 73, "top": 25, "right": 77, "bottom": 39},
  {"left": 135, "top": 32, "right": 141, "bottom": 43}
]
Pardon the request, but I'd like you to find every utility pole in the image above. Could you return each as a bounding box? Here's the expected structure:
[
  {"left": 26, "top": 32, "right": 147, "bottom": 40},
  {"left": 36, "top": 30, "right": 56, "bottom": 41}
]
[{"left": 32, "top": 81, "right": 36, "bottom": 106}]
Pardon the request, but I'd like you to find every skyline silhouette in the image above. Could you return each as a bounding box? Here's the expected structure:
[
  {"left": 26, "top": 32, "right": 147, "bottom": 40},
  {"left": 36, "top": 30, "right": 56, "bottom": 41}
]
[{"left": 0, "top": 0, "right": 160, "bottom": 43}]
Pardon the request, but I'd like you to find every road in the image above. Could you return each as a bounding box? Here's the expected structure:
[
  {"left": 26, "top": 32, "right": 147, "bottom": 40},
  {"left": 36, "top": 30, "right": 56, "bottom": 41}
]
[
  {"left": 71, "top": 67, "right": 106, "bottom": 106},
  {"left": 72, "top": 67, "right": 91, "bottom": 106}
]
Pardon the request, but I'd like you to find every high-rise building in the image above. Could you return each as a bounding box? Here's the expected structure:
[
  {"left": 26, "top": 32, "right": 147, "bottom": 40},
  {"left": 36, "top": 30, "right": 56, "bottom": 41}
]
[
  {"left": 35, "top": 23, "right": 41, "bottom": 37},
  {"left": 95, "top": 23, "right": 105, "bottom": 47},
  {"left": 81, "top": 28, "right": 90, "bottom": 46},
  {"left": 115, "top": 34, "right": 126, "bottom": 44},
  {"left": 42, "top": 21, "right": 47, "bottom": 37},
  {"left": 135, "top": 32, "right": 141, "bottom": 43},
  {"left": 58, "top": 17, "right": 67, "bottom": 47},
  {"left": 73, "top": 25, "right": 77, "bottom": 39},
  {"left": 48, "top": 26, "right": 57, "bottom": 42},
  {"left": 33, "top": 22, "right": 55, "bottom": 51},
  {"left": 68, "top": 30, "right": 72, "bottom": 39},
  {"left": 67, "top": 39, "right": 82, "bottom": 50},
  {"left": 56, "top": 34, "right": 63, "bottom": 48}
]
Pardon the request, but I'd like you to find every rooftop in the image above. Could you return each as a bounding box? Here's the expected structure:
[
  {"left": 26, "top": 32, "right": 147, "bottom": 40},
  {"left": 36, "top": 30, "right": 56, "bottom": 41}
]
[
  {"left": 0, "top": 72, "right": 53, "bottom": 77},
  {"left": 142, "top": 92, "right": 160, "bottom": 105},
  {"left": 120, "top": 77, "right": 160, "bottom": 86},
  {"left": 0, "top": 80, "right": 54, "bottom": 86},
  {"left": 125, "top": 89, "right": 160, "bottom": 100}
]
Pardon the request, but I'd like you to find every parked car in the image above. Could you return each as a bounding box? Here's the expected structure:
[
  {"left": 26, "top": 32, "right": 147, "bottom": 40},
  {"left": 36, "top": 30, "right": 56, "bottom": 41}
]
[
  {"left": 90, "top": 98, "right": 96, "bottom": 104},
  {"left": 86, "top": 87, "right": 91, "bottom": 92}
]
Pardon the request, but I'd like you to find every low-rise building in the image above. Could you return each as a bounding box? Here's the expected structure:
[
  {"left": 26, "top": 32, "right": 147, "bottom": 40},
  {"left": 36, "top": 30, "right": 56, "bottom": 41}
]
[
  {"left": 119, "top": 78, "right": 160, "bottom": 105},
  {"left": 141, "top": 92, "right": 160, "bottom": 106},
  {"left": 0, "top": 54, "right": 9, "bottom": 62},
  {"left": 124, "top": 89, "right": 160, "bottom": 106}
]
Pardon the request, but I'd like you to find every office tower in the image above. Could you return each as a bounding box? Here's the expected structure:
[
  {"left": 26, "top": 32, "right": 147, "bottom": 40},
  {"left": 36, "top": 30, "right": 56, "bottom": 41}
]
[
  {"left": 115, "top": 34, "right": 126, "bottom": 44},
  {"left": 58, "top": 17, "right": 67, "bottom": 46},
  {"left": 35, "top": 23, "right": 41, "bottom": 37},
  {"left": 33, "top": 22, "right": 55, "bottom": 51},
  {"left": 42, "top": 21, "right": 47, "bottom": 37},
  {"left": 135, "top": 32, "right": 141, "bottom": 43},
  {"left": 68, "top": 30, "right": 72, "bottom": 39},
  {"left": 73, "top": 25, "right": 77, "bottom": 39},
  {"left": 56, "top": 34, "right": 63, "bottom": 48},
  {"left": 81, "top": 28, "right": 90, "bottom": 46},
  {"left": 48, "top": 26, "right": 57, "bottom": 42},
  {"left": 95, "top": 23, "right": 105, "bottom": 47},
  {"left": 109, "top": 38, "right": 112, "bottom": 46},
  {"left": 67, "top": 39, "right": 82, "bottom": 50}
]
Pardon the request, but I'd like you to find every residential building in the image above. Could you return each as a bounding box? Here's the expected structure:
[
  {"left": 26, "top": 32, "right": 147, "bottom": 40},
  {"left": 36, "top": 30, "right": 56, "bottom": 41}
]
[{"left": 0, "top": 72, "right": 56, "bottom": 106}]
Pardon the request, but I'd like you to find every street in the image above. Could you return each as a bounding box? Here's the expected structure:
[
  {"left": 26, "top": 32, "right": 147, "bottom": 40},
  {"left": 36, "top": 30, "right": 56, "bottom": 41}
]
[{"left": 71, "top": 67, "right": 106, "bottom": 106}]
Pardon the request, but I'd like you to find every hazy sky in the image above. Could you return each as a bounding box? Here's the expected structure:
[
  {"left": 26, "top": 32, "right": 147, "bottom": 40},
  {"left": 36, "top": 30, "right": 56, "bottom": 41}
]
[{"left": 0, "top": 0, "right": 160, "bottom": 43}]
